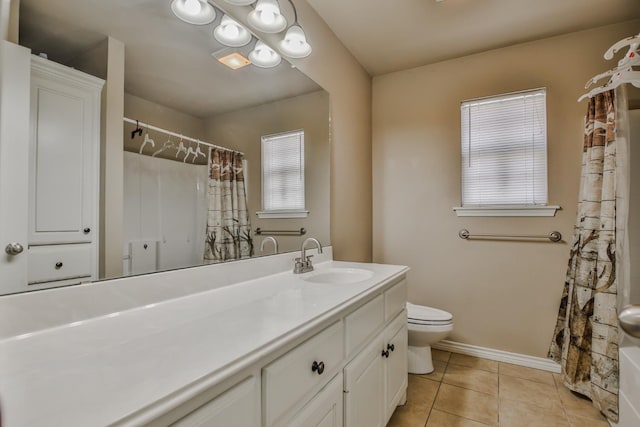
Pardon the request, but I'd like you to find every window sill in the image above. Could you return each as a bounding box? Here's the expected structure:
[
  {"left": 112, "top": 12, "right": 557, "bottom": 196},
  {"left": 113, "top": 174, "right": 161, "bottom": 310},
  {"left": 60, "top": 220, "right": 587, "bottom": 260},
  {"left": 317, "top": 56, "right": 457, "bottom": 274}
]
[
  {"left": 256, "top": 210, "right": 309, "bottom": 219},
  {"left": 453, "top": 205, "right": 560, "bottom": 217}
]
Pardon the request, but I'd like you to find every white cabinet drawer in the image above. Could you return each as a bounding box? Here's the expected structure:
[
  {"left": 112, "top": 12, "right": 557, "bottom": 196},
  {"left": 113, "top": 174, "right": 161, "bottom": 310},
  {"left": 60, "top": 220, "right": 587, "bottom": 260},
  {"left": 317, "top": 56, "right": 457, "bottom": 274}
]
[
  {"left": 263, "top": 321, "right": 344, "bottom": 427},
  {"left": 385, "top": 279, "right": 407, "bottom": 321},
  {"left": 345, "top": 294, "right": 384, "bottom": 355},
  {"left": 28, "top": 244, "right": 92, "bottom": 284}
]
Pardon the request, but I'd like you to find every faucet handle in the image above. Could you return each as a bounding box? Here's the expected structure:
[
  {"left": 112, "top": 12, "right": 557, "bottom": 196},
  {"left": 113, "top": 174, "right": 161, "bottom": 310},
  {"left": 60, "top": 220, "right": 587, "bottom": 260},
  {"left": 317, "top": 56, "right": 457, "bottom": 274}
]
[{"left": 305, "top": 254, "right": 314, "bottom": 261}]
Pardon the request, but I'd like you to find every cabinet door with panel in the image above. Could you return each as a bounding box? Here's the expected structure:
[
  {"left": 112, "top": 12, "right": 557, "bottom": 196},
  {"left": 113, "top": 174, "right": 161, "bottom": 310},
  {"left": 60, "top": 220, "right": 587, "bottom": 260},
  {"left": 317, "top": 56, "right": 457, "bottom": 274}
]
[
  {"left": 29, "top": 56, "right": 103, "bottom": 247},
  {"left": 26, "top": 56, "right": 103, "bottom": 289},
  {"left": 383, "top": 311, "right": 408, "bottom": 422},
  {"left": 287, "top": 373, "right": 343, "bottom": 427},
  {"left": 343, "top": 335, "right": 385, "bottom": 427}
]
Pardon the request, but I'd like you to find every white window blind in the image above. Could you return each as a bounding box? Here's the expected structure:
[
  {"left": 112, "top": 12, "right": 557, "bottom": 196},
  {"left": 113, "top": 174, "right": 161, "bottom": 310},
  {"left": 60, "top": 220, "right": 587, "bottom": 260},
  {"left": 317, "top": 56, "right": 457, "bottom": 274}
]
[
  {"left": 261, "top": 130, "right": 305, "bottom": 213},
  {"left": 461, "top": 88, "right": 548, "bottom": 206}
]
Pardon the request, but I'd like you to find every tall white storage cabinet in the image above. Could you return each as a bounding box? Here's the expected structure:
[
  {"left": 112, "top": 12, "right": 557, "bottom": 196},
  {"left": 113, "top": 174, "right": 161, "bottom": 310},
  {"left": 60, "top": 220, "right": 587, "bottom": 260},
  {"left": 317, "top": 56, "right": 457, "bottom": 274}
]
[{"left": 27, "top": 56, "right": 103, "bottom": 290}]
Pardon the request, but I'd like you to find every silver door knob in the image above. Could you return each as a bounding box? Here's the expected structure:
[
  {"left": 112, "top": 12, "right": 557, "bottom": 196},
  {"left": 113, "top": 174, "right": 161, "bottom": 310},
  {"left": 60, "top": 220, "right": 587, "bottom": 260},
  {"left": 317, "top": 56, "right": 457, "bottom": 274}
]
[
  {"left": 5, "top": 242, "right": 24, "bottom": 256},
  {"left": 619, "top": 305, "right": 640, "bottom": 339}
]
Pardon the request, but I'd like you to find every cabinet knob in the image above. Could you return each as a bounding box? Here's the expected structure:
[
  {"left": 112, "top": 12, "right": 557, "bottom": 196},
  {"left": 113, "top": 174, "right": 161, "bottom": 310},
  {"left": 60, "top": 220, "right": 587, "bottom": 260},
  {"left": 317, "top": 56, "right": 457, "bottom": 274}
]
[
  {"left": 311, "top": 360, "right": 325, "bottom": 375},
  {"left": 83, "top": 228, "right": 91, "bottom": 234},
  {"left": 55, "top": 262, "right": 63, "bottom": 269},
  {"left": 382, "top": 349, "right": 390, "bottom": 358},
  {"left": 387, "top": 344, "right": 395, "bottom": 352},
  {"left": 4, "top": 242, "right": 24, "bottom": 256}
]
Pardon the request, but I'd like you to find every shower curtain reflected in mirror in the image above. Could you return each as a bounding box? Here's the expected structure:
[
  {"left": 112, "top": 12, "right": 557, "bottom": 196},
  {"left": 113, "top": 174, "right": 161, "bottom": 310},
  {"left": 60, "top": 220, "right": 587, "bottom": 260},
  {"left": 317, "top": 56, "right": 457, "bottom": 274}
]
[{"left": 204, "top": 148, "right": 254, "bottom": 263}]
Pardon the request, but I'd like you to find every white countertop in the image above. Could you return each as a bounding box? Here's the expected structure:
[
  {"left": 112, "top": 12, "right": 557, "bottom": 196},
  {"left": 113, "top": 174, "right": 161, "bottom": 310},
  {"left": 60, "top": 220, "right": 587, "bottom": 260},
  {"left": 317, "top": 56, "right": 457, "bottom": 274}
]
[{"left": 0, "top": 260, "right": 408, "bottom": 427}]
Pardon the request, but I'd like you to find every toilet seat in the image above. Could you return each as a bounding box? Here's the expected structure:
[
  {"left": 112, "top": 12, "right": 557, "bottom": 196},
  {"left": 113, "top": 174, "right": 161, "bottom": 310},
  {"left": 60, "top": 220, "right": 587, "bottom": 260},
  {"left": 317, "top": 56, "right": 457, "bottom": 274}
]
[{"left": 407, "top": 302, "right": 453, "bottom": 326}]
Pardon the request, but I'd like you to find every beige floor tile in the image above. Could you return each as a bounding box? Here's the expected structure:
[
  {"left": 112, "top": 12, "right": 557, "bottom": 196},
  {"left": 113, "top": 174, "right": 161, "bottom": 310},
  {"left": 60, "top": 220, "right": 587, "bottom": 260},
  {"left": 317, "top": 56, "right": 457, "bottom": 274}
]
[
  {"left": 499, "top": 375, "right": 562, "bottom": 411},
  {"left": 433, "top": 383, "right": 498, "bottom": 425},
  {"left": 498, "top": 362, "right": 555, "bottom": 385},
  {"left": 432, "top": 349, "right": 451, "bottom": 363},
  {"left": 499, "top": 397, "right": 570, "bottom": 427},
  {"left": 418, "top": 359, "right": 447, "bottom": 382},
  {"left": 387, "top": 375, "right": 440, "bottom": 427},
  {"left": 442, "top": 364, "right": 498, "bottom": 396},
  {"left": 555, "top": 382, "right": 608, "bottom": 421},
  {"left": 426, "top": 409, "right": 491, "bottom": 427},
  {"left": 567, "top": 414, "right": 611, "bottom": 427},
  {"left": 449, "top": 353, "right": 499, "bottom": 373}
]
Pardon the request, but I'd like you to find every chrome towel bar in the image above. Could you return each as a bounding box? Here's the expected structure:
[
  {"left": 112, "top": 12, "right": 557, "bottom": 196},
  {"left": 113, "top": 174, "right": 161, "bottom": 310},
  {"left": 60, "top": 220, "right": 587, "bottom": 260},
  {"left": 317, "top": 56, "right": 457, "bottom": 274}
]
[
  {"left": 458, "top": 229, "right": 562, "bottom": 242},
  {"left": 255, "top": 227, "right": 306, "bottom": 236}
]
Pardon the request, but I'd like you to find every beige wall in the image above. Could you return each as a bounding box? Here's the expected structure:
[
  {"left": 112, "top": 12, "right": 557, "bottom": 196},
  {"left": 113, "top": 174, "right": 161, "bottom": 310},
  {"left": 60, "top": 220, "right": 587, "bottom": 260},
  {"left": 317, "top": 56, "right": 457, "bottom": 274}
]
[
  {"left": 372, "top": 20, "right": 640, "bottom": 357},
  {"left": 205, "top": 90, "right": 330, "bottom": 254},
  {"left": 0, "top": 0, "right": 18, "bottom": 43},
  {"left": 217, "top": 0, "right": 373, "bottom": 262}
]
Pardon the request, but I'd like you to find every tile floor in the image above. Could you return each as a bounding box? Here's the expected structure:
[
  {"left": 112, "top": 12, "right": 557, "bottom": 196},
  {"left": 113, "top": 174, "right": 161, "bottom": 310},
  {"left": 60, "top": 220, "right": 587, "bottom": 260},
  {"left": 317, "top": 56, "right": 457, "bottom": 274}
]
[{"left": 387, "top": 350, "right": 611, "bottom": 427}]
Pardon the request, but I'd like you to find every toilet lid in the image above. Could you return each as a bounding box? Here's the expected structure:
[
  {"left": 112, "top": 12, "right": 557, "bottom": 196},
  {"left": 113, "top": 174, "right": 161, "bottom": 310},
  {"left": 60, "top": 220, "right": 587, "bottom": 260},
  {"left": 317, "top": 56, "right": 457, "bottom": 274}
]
[{"left": 406, "top": 302, "right": 453, "bottom": 322}]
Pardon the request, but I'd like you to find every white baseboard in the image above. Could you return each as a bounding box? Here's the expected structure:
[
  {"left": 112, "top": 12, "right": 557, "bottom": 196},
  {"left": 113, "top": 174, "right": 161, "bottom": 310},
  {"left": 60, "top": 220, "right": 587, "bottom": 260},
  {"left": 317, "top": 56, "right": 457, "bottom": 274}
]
[{"left": 433, "top": 340, "right": 561, "bottom": 373}]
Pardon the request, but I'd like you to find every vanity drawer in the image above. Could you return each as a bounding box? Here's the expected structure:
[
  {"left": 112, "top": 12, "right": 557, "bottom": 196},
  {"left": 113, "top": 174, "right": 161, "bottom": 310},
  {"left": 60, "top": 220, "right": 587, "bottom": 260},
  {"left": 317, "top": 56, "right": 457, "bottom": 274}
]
[
  {"left": 263, "top": 321, "right": 344, "bottom": 427},
  {"left": 385, "top": 279, "right": 407, "bottom": 321},
  {"left": 28, "top": 244, "right": 92, "bottom": 284},
  {"left": 345, "top": 294, "right": 384, "bottom": 355}
]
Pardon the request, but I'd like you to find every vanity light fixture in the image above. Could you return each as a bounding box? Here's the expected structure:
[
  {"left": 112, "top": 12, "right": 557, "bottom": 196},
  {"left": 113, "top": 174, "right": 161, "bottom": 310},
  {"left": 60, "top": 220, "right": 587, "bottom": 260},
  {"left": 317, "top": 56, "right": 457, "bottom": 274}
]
[
  {"left": 171, "top": 0, "right": 217, "bottom": 25},
  {"left": 214, "top": 15, "right": 252, "bottom": 47},
  {"left": 249, "top": 40, "right": 281, "bottom": 68},
  {"left": 171, "top": 0, "right": 312, "bottom": 69},
  {"left": 247, "top": 0, "right": 287, "bottom": 33}
]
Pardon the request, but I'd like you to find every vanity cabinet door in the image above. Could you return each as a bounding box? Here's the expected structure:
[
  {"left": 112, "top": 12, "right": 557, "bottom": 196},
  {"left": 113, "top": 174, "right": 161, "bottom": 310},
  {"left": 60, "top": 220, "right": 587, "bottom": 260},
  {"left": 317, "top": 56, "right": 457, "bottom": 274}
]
[
  {"left": 383, "top": 310, "right": 408, "bottom": 423},
  {"left": 286, "top": 373, "right": 343, "bottom": 427},
  {"left": 343, "top": 336, "right": 385, "bottom": 427},
  {"left": 170, "top": 376, "right": 259, "bottom": 427}
]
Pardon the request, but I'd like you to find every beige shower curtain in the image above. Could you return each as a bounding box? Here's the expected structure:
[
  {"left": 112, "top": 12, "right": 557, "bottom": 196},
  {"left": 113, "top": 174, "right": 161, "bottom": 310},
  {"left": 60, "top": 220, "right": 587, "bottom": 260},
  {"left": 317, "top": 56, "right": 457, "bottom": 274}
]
[
  {"left": 204, "top": 148, "right": 253, "bottom": 263},
  {"left": 548, "top": 90, "right": 619, "bottom": 422}
]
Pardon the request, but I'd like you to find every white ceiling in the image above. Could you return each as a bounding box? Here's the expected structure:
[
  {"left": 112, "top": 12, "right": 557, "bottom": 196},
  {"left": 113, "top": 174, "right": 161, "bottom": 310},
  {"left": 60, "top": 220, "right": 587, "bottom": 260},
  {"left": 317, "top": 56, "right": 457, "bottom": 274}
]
[
  {"left": 19, "top": 0, "right": 322, "bottom": 118},
  {"left": 306, "top": 0, "right": 640, "bottom": 76}
]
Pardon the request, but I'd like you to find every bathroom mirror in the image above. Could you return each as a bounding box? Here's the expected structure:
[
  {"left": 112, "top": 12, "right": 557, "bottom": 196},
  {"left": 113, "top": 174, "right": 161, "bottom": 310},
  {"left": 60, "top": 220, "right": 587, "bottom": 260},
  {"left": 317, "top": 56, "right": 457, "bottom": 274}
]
[{"left": 9, "top": 0, "right": 330, "bottom": 292}]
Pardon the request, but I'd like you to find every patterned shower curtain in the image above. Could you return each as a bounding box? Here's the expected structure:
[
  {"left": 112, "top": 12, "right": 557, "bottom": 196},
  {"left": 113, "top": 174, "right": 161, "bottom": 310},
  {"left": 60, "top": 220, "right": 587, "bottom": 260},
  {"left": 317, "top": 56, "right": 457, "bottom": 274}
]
[
  {"left": 548, "top": 90, "right": 619, "bottom": 422},
  {"left": 203, "top": 148, "right": 254, "bottom": 263}
]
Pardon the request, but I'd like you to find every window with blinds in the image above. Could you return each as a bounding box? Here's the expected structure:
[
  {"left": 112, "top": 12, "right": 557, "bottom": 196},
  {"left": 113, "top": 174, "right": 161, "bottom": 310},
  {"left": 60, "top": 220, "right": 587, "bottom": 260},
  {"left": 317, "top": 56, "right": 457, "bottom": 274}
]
[
  {"left": 259, "top": 130, "right": 307, "bottom": 218},
  {"left": 460, "top": 88, "right": 548, "bottom": 208}
]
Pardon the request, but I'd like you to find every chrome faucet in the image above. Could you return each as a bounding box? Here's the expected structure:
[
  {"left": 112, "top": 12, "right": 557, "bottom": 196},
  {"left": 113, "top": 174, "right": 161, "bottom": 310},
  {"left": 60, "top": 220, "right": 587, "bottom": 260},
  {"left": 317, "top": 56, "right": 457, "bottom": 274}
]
[
  {"left": 294, "top": 238, "right": 323, "bottom": 274},
  {"left": 260, "top": 236, "right": 279, "bottom": 254}
]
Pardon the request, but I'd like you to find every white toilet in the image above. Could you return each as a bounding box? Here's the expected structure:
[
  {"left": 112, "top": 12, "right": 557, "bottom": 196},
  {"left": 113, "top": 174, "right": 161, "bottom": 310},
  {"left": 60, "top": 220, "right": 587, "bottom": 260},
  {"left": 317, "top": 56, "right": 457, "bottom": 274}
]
[{"left": 406, "top": 302, "right": 454, "bottom": 374}]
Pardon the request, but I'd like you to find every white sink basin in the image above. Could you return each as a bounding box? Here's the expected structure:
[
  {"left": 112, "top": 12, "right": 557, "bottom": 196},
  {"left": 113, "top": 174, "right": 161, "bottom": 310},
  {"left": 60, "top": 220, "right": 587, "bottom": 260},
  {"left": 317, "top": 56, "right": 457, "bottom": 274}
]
[{"left": 302, "top": 268, "right": 374, "bottom": 284}]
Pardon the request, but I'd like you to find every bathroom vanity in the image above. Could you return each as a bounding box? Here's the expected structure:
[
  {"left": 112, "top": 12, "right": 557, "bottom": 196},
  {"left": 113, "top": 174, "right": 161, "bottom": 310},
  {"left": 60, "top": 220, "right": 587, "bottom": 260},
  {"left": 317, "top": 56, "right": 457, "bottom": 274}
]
[{"left": 0, "top": 250, "right": 408, "bottom": 427}]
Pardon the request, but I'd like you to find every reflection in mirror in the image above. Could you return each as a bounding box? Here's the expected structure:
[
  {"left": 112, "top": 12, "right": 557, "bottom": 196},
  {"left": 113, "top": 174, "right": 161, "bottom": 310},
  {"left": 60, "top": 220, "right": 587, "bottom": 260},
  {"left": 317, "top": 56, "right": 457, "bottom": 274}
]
[{"left": 6, "top": 0, "right": 330, "bottom": 295}]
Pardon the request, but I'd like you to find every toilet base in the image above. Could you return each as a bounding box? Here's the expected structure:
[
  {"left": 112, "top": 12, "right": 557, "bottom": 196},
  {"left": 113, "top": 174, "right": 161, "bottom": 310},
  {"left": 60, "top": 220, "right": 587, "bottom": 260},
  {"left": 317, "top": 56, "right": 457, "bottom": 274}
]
[{"left": 408, "top": 345, "right": 434, "bottom": 374}]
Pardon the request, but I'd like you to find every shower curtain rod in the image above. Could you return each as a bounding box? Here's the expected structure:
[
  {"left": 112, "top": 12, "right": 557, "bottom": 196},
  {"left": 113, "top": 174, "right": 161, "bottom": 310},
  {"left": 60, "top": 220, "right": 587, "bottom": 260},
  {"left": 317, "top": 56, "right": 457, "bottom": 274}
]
[{"left": 123, "top": 117, "right": 244, "bottom": 155}]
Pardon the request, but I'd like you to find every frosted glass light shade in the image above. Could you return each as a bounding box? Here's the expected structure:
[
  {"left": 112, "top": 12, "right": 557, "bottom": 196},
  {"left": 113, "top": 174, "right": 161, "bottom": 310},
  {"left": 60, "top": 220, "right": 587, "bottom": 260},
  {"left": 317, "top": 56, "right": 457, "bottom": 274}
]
[
  {"left": 171, "top": 0, "right": 216, "bottom": 25},
  {"left": 249, "top": 41, "right": 282, "bottom": 68},
  {"left": 223, "top": 0, "right": 256, "bottom": 5},
  {"left": 247, "top": 0, "right": 287, "bottom": 33},
  {"left": 214, "top": 15, "right": 252, "bottom": 47},
  {"left": 279, "top": 25, "right": 312, "bottom": 58}
]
